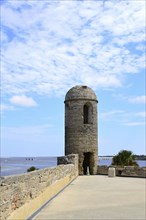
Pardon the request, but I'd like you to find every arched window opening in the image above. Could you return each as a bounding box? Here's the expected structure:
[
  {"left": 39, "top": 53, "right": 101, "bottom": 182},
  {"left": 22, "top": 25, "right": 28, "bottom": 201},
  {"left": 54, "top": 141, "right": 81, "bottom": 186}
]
[
  {"left": 83, "top": 103, "right": 93, "bottom": 124},
  {"left": 84, "top": 104, "right": 89, "bottom": 124}
]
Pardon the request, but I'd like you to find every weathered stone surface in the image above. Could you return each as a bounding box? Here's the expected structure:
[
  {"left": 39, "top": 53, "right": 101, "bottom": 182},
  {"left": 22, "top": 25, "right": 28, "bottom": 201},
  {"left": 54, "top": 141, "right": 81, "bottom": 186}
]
[
  {"left": 0, "top": 155, "right": 78, "bottom": 220},
  {"left": 121, "top": 166, "right": 146, "bottom": 177},
  {"left": 97, "top": 165, "right": 108, "bottom": 175},
  {"left": 97, "top": 165, "right": 146, "bottom": 178},
  {"left": 65, "top": 85, "right": 98, "bottom": 175},
  {"left": 108, "top": 167, "right": 116, "bottom": 177},
  {"left": 65, "top": 85, "right": 97, "bottom": 101},
  {"left": 58, "top": 154, "right": 78, "bottom": 168}
]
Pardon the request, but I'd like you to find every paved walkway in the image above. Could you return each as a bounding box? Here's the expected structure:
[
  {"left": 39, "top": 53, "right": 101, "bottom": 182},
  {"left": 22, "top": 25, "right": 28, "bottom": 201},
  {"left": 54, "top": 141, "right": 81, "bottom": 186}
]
[{"left": 33, "top": 176, "right": 145, "bottom": 220}]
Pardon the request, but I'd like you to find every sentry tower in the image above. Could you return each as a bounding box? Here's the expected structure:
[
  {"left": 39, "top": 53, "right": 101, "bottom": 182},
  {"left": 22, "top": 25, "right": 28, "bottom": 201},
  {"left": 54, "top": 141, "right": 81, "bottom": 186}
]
[{"left": 64, "top": 85, "right": 98, "bottom": 175}]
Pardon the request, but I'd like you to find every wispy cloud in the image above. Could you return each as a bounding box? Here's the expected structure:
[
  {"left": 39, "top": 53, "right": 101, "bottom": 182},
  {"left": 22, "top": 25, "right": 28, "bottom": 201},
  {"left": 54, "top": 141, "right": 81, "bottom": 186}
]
[
  {"left": 113, "top": 94, "right": 146, "bottom": 105},
  {"left": 99, "top": 109, "right": 145, "bottom": 126},
  {"left": 128, "top": 96, "right": 146, "bottom": 104},
  {"left": 123, "top": 122, "right": 145, "bottom": 126},
  {"left": 99, "top": 110, "right": 125, "bottom": 120},
  {"left": 133, "top": 111, "right": 146, "bottom": 118},
  {"left": 0, "top": 104, "right": 15, "bottom": 112},
  {"left": 1, "top": 1, "right": 145, "bottom": 97},
  {"left": 10, "top": 95, "right": 37, "bottom": 107},
  {"left": 123, "top": 111, "right": 146, "bottom": 126},
  {"left": 1, "top": 124, "right": 53, "bottom": 140}
]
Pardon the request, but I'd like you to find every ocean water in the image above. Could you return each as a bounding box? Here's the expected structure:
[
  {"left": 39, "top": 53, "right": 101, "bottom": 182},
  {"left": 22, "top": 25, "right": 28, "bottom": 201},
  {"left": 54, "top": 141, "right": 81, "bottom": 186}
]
[
  {"left": 0, "top": 157, "right": 145, "bottom": 177},
  {"left": 0, "top": 157, "right": 57, "bottom": 177}
]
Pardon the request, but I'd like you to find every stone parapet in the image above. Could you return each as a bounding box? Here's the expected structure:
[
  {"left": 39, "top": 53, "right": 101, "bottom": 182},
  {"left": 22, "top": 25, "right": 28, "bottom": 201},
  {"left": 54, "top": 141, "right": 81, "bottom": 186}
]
[
  {"left": 0, "top": 154, "right": 78, "bottom": 220},
  {"left": 97, "top": 165, "right": 108, "bottom": 175},
  {"left": 97, "top": 165, "right": 146, "bottom": 178},
  {"left": 57, "top": 154, "right": 78, "bottom": 167},
  {"left": 121, "top": 166, "right": 146, "bottom": 177}
]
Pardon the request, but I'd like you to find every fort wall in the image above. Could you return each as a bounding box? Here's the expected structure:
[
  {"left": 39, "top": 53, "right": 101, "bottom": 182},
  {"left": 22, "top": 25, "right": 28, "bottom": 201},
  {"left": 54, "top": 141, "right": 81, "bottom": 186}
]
[
  {"left": 0, "top": 154, "right": 78, "bottom": 220},
  {"left": 97, "top": 165, "right": 146, "bottom": 177},
  {"left": 1, "top": 155, "right": 145, "bottom": 220}
]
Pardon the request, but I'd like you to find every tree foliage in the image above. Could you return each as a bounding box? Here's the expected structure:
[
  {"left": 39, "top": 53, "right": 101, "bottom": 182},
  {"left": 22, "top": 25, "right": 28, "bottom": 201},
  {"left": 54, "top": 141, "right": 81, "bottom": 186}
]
[{"left": 112, "top": 150, "right": 139, "bottom": 167}]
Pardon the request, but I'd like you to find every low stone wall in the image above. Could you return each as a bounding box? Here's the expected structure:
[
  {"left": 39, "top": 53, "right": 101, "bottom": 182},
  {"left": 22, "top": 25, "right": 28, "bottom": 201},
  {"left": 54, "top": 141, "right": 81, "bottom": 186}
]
[
  {"left": 57, "top": 154, "right": 79, "bottom": 169},
  {"left": 0, "top": 154, "right": 78, "bottom": 220},
  {"left": 97, "top": 165, "right": 146, "bottom": 178},
  {"left": 121, "top": 166, "right": 146, "bottom": 177},
  {"left": 97, "top": 165, "right": 108, "bottom": 175}
]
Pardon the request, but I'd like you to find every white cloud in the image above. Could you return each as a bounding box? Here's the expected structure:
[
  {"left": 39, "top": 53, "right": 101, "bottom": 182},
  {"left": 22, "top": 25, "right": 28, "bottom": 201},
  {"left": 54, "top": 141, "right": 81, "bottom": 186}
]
[
  {"left": 133, "top": 112, "right": 146, "bottom": 118},
  {"left": 99, "top": 110, "right": 146, "bottom": 126},
  {"left": 128, "top": 96, "right": 146, "bottom": 104},
  {"left": 1, "top": 124, "right": 53, "bottom": 141},
  {"left": 99, "top": 110, "right": 125, "bottom": 120},
  {"left": 123, "top": 122, "right": 145, "bottom": 126},
  {"left": 1, "top": 1, "right": 145, "bottom": 97},
  {"left": 113, "top": 94, "right": 146, "bottom": 105},
  {"left": 0, "top": 104, "right": 15, "bottom": 111},
  {"left": 10, "top": 95, "right": 37, "bottom": 107}
]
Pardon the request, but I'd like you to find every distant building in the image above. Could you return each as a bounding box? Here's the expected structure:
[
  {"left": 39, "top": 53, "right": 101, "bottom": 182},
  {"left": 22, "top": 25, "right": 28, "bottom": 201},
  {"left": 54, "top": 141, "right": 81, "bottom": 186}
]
[{"left": 65, "top": 85, "right": 98, "bottom": 175}]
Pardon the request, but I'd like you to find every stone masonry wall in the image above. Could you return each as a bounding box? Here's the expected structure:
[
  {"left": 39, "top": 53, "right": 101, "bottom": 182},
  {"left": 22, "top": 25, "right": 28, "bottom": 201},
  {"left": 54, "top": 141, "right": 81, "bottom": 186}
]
[
  {"left": 97, "top": 165, "right": 146, "bottom": 177},
  {"left": 65, "top": 86, "right": 98, "bottom": 175},
  {"left": 57, "top": 154, "right": 78, "bottom": 171},
  {"left": 0, "top": 154, "right": 78, "bottom": 220}
]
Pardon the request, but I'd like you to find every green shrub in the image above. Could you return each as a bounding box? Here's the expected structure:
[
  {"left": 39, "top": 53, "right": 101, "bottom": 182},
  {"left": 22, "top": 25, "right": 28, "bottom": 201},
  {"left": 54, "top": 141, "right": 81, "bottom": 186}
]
[
  {"left": 27, "top": 166, "right": 38, "bottom": 172},
  {"left": 112, "top": 150, "right": 139, "bottom": 167}
]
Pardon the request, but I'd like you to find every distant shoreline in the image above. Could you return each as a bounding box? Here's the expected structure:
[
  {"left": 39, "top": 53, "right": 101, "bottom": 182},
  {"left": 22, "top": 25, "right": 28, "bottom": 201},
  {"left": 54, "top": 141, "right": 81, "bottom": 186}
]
[
  {"left": 1, "top": 157, "right": 146, "bottom": 177},
  {"left": 99, "top": 155, "right": 146, "bottom": 161},
  {"left": 135, "top": 156, "right": 146, "bottom": 161}
]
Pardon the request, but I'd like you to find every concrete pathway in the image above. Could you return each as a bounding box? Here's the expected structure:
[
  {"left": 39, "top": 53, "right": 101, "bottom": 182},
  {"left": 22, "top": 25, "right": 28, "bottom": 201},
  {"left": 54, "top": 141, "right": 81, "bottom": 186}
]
[{"left": 33, "top": 176, "right": 145, "bottom": 220}]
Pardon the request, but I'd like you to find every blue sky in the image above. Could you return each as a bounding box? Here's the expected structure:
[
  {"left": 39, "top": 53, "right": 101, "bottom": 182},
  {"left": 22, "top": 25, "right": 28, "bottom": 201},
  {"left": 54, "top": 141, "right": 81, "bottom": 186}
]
[{"left": 1, "top": 0, "right": 145, "bottom": 157}]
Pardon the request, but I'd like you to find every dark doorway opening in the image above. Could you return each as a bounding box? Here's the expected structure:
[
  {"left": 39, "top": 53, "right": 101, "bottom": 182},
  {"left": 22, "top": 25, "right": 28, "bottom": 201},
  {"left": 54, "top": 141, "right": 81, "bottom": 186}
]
[{"left": 83, "top": 152, "right": 92, "bottom": 175}]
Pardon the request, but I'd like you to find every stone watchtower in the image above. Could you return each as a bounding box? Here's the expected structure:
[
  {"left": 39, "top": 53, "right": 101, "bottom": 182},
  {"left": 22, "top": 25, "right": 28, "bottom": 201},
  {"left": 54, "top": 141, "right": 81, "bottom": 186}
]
[{"left": 64, "top": 85, "right": 98, "bottom": 175}]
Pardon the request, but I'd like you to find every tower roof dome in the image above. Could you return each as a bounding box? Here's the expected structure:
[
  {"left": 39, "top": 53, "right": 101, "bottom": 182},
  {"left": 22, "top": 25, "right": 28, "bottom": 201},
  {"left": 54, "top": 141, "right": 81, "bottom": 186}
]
[{"left": 65, "top": 85, "right": 97, "bottom": 102}]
